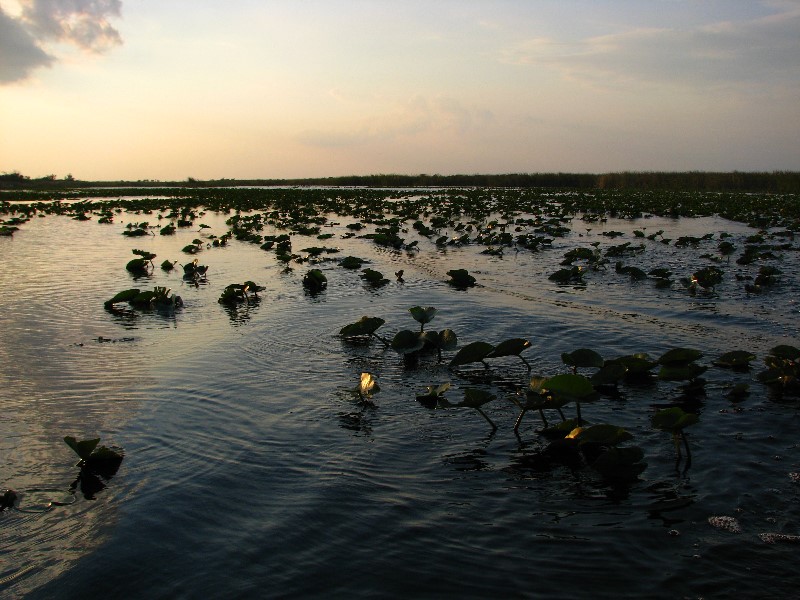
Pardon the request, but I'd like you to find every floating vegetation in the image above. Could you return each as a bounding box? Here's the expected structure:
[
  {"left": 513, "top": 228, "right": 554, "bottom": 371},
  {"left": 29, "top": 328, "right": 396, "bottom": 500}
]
[
  {"left": 125, "top": 249, "right": 156, "bottom": 275},
  {"left": 218, "top": 281, "right": 264, "bottom": 305},
  {"left": 652, "top": 407, "right": 698, "bottom": 468},
  {"left": 64, "top": 436, "right": 124, "bottom": 468},
  {"left": 303, "top": 269, "right": 328, "bottom": 292},
  {"left": 183, "top": 259, "right": 209, "bottom": 281},
  {"left": 105, "top": 286, "right": 183, "bottom": 311},
  {"left": 439, "top": 388, "right": 498, "bottom": 431},
  {"left": 360, "top": 268, "right": 389, "bottom": 287},
  {"left": 339, "top": 256, "right": 368, "bottom": 269},
  {"left": 447, "top": 269, "right": 476, "bottom": 288},
  {"left": 416, "top": 382, "right": 451, "bottom": 409},
  {"left": 758, "top": 344, "right": 800, "bottom": 396}
]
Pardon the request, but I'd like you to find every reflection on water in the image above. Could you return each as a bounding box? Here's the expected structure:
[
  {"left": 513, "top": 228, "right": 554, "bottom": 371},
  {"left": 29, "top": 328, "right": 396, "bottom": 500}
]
[{"left": 1, "top": 202, "right": 799, "bottom": 598}]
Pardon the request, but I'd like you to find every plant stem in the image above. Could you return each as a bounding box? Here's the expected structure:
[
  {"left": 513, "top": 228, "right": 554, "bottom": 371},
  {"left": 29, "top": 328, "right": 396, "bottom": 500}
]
[
  {"left": 371, "top": 333, "right": 391, "bottom": 347},
  {"left": 475, "top": 408, "right": 497, "bottom": 431},
  {"left": 513, "top": 409, "right": 527, "bottom": 433}
]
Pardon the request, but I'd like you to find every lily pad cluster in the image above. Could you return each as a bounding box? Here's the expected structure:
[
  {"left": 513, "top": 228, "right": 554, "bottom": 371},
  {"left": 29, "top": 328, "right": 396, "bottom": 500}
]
[
  {"left": 105, "top": 286, "right": 183, "bottom": 310},
  {"left": 218, "top": 281, "right": 264, "bottom": 305}
]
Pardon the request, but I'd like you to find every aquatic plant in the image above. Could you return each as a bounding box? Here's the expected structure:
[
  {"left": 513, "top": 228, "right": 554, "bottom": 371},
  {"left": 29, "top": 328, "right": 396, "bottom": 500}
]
[
  {"left": 421, "top": 329, "right": 458, "bottom": 362},
  {"left": 757, "top": 344, "right": 800, "bottom": 396},
  {"left": 64, "top": 436, "right": 124, "bottom": 469},
  {"left": 447, "top": 269, "right": 476, "bottom": 288},
  {"left": 125, "top": 249, "right": 156, "bottom": 275},
  {"left": 562, "top": 348, "right": 604, "bottom": 374},
  {"left": 512, "top": 376, "right": 569, "bottom": 433},
  {"left": 548, "top": 266, "right": 584, "bottom": 284},
  {"left": 218, "top": 281, "right": 264, "bottom": 305},
  {"left": 651, "top": 407, "right": 698, "bottom": 466},
  {"left": 713, "top": 350, "right": 757, "bottom": 370},
  {"left": 1, "top": 489, "right": 17, "bottom": 510},
  {"left": 409, "top": 306, "right": 437, "bottom": 331},
  {"left": 105, "top": 287, "right": 183, "bottom": 310},
  {"left": 355, "top": 372, "right": 380, "bottom": 403},
  {"left": 182, "top": 259, "right": 209, "bottom": 280},
  {"left": 615, "top": 262, "right": 647, "bottom": 281},
  {"left": 416, "top": 382, "right": 451, "bottom": 409},
  {"left": 657, "top": 348, "right": 707, "bottom": 385},
  {"left": 449, "top": 341, "right": 494, "bottom": 369},
  {"left": 360, "top": 268, "right": 389, "bottom": 286},
  {"left": 303, "top": 269, "right": 328, "bottom": 292},
  {"left": 541, "top": 373, "right": 598, "bottom": 426},
  {"left": 486, "top": 338, "right": 532, "bottom": 369},
  {"left": 339, "top": 256, "right": 368, "bottom": 269},
  {"left": 439, "top": 388, "right": 498, "bottom": 431},
  {"left": 690, "top": 266, "right": 724, "bottom": 291},
  {"left": 340, "top": 316, "right": 387, "bottom": 343},
  {"left": 569, "top": 425, "right": 646, "bottom": 480}
]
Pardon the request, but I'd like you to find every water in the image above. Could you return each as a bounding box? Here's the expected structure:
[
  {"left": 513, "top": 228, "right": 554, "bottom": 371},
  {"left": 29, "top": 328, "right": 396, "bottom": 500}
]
[{"left": 1, "top": 195, "right": 799, "bottom": 598}]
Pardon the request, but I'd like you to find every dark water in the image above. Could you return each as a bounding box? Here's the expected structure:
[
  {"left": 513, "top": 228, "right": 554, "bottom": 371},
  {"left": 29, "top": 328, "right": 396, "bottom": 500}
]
[{"left": 1, "top": 201, "right": 799, "bottom": 599}]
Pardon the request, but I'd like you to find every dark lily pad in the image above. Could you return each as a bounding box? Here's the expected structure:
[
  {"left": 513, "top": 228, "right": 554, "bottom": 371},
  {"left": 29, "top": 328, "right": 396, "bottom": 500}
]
[
  {"left": 339, "top": 256, "right": 368, "bottom": 269},
  {"left": 361, "top": 268, "right": 389, "bottom": 286},
  {"left": 449, "top": 341, "right": 494, "bottom": 368},
  {"left": 409, "top": 306, "right": 437, "bottom": 327},
  {"left": 658, "top": 348, "right": 703, "bottom": 365},
  {"left": 303, "top": 269, "right": 328, "bottom": 291},
  {"left": 570, "top": 424, "right": 632, "bottom": 446},
  {"left": 562, "top": 348, "right": 604, "bottom": 369},
  {"left": 416, "top": 382, "right": 451, "bottom": 408},
  {"left": 713, "top": 350, "right": 757, "bottom": 369},
  {"left": 391, "top": 330, "right": 426, "bottom": 355},
  {"left": 591, "top": 363, "right": 628, "bottom": 387},
  {"left": 487, "top": 338, "right": 531, "bottom": 359},
  {"left": 658, "top": 364, "right": 708, "bottom": 381},
  {"left": 651, "top": 407, "right": 699, "bottom": 432},
  {"left": 340, "top": 316, "right": 386, "bottom": 338},
  {"left": 447, "top": 269, "right": 476, "bottom": 287},
  {"left": 542, "top": 373, "right": 595, "bottom": 401}
]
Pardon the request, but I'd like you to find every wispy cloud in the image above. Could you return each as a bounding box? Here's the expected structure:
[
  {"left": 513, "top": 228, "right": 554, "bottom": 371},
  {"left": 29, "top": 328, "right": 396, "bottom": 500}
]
[
  {"left": 501, "top": 3, "right": 800, "bottom": 89},
  {"left": 297, "top": 95, "right": 493, "bottom": 148},
  {"left": 0, "top": 0, "right": 123, "bottom": 84}
]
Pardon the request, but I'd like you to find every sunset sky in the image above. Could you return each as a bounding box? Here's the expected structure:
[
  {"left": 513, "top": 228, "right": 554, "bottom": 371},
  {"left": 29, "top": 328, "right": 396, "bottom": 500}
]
[{"left": 1, "top": 0, "right": 799, "bottom": 180}]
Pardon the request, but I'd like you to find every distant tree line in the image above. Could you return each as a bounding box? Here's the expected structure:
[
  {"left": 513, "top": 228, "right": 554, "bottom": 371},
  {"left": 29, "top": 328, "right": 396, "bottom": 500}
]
[{"left": 2, "top": 170, "right": 799, "bottom": 192}]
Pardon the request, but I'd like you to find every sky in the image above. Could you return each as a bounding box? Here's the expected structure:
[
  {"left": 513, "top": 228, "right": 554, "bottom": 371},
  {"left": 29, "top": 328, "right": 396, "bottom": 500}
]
[{"left": 1, "top": 0, "right": 799, "bottom": 181}]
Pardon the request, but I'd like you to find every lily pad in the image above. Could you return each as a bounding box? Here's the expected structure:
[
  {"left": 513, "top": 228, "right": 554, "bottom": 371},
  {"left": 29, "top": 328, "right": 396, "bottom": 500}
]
[
  {"left": 569, "top": 424, "right": 632, "bottom": 446},
  {"left": 652, "top": 407, "right": 699, "bottom": 432},
  {"left": 487, "top": 338, "right": 531, "bottom": 359},
  {"left": 658, "top": 348, "right": 703, "bottom": 365},
  {"left": 64, "top": 436, "right": 100, "bottom": 461},
  {"left": 562, "top": 348, "right": 604, "bottom": 369},
  {"left": 391, "top": 330, "right": 426, "bottom": 354},
  {"left": 340, "top": 316, "right": 386, "bottom": 338},
  {"left": 409, "top": 306, "right": 437, "bottom": 327},
  {"left": 713, "top": 350, "right": 757, "bottom": 369},
  {"left": 447, "top": 269, "right": 476, "bottom": 288},
  {"left": 303, "top": 269, "right": 328, "bottom": 291},
  {"left": 542, "top": 373, "right": 595, "bottom": 401},
  {"left": 449, "top": 341, "right": 494, "bottom": 368},
  {"left": 658, "top": 364, "right": 708, "bottom": 381}
]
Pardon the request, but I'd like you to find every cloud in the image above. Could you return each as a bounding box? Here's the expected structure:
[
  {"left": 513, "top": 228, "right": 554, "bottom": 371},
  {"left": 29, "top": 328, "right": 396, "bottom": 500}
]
[
  {"left": 0, "top": 6, "right": 54, "bottom": 83},
  {"left": 501, "top": 3, "right": 800, "bottom": 89},
  {"left": 0, "top": 0, "right": 122, "bottom": 84},
  {"left": 296, "top": 95, "right": 493, "bottom": 148}
]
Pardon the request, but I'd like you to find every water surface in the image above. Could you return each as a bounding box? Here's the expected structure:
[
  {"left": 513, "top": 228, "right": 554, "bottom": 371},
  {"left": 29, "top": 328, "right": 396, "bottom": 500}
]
[{"left": 1, "top": 193, "right": 799, "bottom": 599}]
